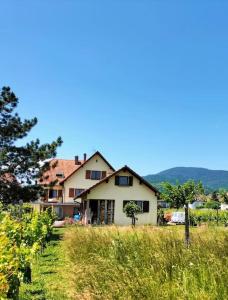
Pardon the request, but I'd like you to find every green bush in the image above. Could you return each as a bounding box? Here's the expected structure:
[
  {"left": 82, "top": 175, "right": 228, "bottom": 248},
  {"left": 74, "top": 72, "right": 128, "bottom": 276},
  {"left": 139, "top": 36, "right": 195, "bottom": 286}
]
[
  {"left": 0, "top": 204, "right": 55, "bottom": 299},
  {"left": 165, "top": 208, "right": 228, "bottom": 226},
  {"left": 205, "top": 201, "right": 220, "bottom": 209},
  {"left": 123, "top": 201, "right": 141, "bottom": 226},
  {"left": 189, "top": 209, "right": 228, "bottom": 226}
]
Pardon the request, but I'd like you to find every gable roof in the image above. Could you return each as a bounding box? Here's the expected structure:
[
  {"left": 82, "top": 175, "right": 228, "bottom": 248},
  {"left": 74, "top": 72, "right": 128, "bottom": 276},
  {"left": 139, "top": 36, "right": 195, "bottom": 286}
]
[
  {"left": 75, "top": 165, "right": 159, "bottom": 199},
  {"left": 40, "top": 151, "right": 115, "bottom": 186},
  {"left": 60, "top": 151, "right": 115, "bottom": 184}
]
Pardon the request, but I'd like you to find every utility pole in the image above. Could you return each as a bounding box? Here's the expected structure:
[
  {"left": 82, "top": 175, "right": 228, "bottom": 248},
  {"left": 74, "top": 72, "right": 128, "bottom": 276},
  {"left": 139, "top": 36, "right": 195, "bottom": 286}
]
[{"left": 184, "top": 202, "right": 190, "bottom": 247}]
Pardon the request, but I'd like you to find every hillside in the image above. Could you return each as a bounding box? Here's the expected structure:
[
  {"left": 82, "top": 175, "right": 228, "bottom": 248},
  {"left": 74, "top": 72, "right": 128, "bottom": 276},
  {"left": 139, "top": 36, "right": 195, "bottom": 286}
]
[{"left": 144, "top": 167, "right": 228, "bottom": 191}]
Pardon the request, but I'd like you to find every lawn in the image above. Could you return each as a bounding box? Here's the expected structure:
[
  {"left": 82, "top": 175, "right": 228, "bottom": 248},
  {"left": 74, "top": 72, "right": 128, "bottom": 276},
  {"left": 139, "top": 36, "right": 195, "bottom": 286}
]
[
  {"left": 20, "top": 225, "right": 228, "bottom": 300},
  {"left": 19, "top": 228, "right": 68, "bottom": 300}
]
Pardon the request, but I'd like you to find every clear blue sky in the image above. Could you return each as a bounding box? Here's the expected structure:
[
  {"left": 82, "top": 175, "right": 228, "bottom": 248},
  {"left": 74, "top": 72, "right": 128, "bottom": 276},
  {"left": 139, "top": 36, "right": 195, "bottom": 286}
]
[{"left": 1, "top": 0, "right": 228, "bottom": 175}]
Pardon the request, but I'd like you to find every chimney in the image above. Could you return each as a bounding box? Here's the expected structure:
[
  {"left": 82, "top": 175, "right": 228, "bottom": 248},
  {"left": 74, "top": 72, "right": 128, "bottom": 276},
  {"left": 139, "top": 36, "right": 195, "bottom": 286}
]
[
  {"left": 75, "top": 156, "right": 80, "bottom": 165},
  {"left": 84, "top": 153, "right": 87, "bottom": 162}
]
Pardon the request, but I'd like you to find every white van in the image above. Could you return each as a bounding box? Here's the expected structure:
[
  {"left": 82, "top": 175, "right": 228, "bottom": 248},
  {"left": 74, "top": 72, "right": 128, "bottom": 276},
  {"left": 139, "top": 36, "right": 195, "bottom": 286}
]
[{"left": 171, "top": 212, "right": 185, "bottom": 224}]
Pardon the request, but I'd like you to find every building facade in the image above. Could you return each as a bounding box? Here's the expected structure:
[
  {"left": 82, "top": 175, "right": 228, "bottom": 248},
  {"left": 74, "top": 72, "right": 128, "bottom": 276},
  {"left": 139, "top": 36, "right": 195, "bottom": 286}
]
[
  {"left": 76, "top": 166, "right": 158, "bottom": 226},
  {"left": 35, "top": 151, "right": 159, "bottom": 225}
]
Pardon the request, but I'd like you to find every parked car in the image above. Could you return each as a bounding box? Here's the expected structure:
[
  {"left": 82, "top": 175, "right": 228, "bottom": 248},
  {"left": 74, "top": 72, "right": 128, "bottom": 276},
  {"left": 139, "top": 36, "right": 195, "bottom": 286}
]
[
  {"left": 171, "top": 212, "right": 185, "bottom": 224},
  {"left": 221, "top": 203, "right": 228, "bottom": 211}
]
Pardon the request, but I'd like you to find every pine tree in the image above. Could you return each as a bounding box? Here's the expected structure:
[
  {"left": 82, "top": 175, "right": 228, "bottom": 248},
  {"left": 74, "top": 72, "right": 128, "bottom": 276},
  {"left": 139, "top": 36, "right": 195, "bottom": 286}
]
[{"left": 0, "top": 86, "right": 62, "bottom": 204}]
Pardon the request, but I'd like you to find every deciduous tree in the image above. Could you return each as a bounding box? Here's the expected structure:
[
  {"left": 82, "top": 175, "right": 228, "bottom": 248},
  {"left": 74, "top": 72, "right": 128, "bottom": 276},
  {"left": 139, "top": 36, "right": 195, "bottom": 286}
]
[
  {"left": 219, "top": 189, "right": 228, "bottom": 204},
  {"left": 124, "top": 201, "right": 141, "bottom": 226},
  {"left": 161, "top": 180, "right": 204, "bottom": 245}
]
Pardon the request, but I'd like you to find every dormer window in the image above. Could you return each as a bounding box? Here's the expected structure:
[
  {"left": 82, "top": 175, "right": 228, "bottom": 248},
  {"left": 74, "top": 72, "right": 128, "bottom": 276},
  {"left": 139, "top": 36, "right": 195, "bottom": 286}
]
[{"left": 56, "top": 172, "right": 64, "bottom": 178}]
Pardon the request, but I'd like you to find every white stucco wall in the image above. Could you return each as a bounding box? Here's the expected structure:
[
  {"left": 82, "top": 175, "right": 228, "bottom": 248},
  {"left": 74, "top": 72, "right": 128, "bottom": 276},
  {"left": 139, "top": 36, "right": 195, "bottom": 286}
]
[
  {"left": 63, "top": 154, "right": 114, "bottom": 202},
  {"left": 84, "top": 170, "right": 158, "bottom": 225}
]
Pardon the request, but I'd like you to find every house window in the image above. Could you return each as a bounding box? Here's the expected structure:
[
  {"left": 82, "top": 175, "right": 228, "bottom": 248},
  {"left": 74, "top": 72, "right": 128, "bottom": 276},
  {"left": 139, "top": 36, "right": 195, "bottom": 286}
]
[
  {"left": 91, "top": 170, "right": 102, "bottom": 180},
  {"left": 49, "top": 189, "right": 58, "bottom": 199},
  {"left": 69, "top": 188, "right": 85, "bottom": 198},
  {"left": 86, "top": 170, "right": 107, "bottom": 180},
  {"left": 75, "top": 189, "right": 85, "bottom": 196},
  {"left": 123, "top": 200, "right": 149, "bottom": 213},
  {"left": 143, "top": 201, "right": 149, "bottom": 213},
  {"left": 115, "top": 176, "right": 133, "bottom": 186},
  {"left": 135, "top": 201, "right": 143, "bottom": 211}
]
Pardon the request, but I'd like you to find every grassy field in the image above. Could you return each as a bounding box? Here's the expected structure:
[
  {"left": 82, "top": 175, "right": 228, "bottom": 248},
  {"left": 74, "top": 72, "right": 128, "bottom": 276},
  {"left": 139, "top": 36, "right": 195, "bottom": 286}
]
[
  {"left": 20, "top": 228, "right": 67, "bottom": 300},
  {"left": 20, "top": 225, "right": 228, "bottom": 300},
  {"left": 63, "top": 226, "right": 228, "bottom": 300}
]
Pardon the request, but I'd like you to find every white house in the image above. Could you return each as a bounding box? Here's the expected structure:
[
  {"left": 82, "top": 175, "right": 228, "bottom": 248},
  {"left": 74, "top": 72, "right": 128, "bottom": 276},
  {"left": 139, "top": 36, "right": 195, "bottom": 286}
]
[
  {"left": 75, "top": 165, "right": 159, "bottom": 226},
  {"left": 35, "top": 152, "right": 115, "bottom": 218},
  {"left": 34, "top": 152, "right": 159, "bottom": 225}
]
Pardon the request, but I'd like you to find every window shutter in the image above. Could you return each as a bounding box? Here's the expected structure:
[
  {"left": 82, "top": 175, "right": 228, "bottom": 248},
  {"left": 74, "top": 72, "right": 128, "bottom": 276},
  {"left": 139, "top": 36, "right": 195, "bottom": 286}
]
[
  {"left": 86, "top": 170, "right": 91, "bottom": 179},
  {"left": 101, "top": 171, "right": 106, "bottom": 179},
  {"left": 69, "top": 188, "right": 75, "bottom": 198},
  {"left": 129, "top": 176, "right": 133, "bottom": 186},
  {"left": 123, "top": 200, "right": 129, "bottom": 210},
  {"left": 58, "top": 190, "right": 63, "bottom": 198},
  {"left": 143, "top": 201, "right": 149, "bottom": 213},
  {"left": 115, "top": 176, "right": 120, "bottom": 185}
]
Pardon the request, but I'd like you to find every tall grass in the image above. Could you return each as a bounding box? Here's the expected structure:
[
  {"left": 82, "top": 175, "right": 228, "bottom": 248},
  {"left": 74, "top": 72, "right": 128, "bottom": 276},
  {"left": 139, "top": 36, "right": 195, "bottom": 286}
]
[{"left": 63, "top": 226, "right": 228, "bottom": 300}]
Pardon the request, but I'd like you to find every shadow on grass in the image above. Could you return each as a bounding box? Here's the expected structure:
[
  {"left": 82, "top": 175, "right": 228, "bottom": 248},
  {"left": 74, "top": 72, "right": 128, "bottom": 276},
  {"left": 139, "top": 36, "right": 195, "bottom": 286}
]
[
  {"left": 42, "top": 253, "right": 51, "bottom": 258},
  {"left": 42, "top": 270, "right": 57, "bottom": 275},
  {"left": 51, "top": 229, "right": 65, "bottom": 242},
  {"left": 29, "top": 289, "right": 44, "bottom": 296}
]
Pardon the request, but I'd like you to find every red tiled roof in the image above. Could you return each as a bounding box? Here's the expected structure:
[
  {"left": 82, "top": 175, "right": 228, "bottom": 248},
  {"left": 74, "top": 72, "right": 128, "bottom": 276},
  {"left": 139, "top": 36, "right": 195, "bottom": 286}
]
[
  {"left": 0, "top": 173, "right": 17, "bottom": 184},
  {"left": 39, "top": 151, "right": 115, "bottom": 186},
  {"left": 40, "top": 159, "right": 83, "bottom": 185}
]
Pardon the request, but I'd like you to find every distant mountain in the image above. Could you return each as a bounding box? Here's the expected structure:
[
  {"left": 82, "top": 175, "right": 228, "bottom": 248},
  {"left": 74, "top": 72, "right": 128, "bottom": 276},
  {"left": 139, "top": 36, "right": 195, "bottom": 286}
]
[{"left": 144, "top": 167, "right": 228, "bottom": 191}]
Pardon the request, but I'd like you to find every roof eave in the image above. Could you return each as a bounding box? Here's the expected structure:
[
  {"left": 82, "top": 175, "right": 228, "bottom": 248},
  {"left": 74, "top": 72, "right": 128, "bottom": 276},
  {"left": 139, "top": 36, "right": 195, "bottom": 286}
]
[
  {"left": 74, "top": 165, "right": 159, "bottom": 200},
  {"left": 60, "top": 151, "right": 115, "bottom": 184}
]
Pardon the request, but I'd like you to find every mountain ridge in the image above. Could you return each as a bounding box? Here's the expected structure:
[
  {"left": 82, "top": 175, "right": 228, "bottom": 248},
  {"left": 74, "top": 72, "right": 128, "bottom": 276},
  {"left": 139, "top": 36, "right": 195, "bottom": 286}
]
[{"left": 144, "top": 167, "right": 228, "bottom": 191}]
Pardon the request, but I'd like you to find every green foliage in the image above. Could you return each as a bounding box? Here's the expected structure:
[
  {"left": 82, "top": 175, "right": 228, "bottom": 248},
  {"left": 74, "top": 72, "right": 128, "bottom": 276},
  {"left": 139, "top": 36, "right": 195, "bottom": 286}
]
[
  {"left": 20, "top": 228, "right": 66, "bottom": 300},
  {"left": 161, "top": 180, "right": 204, "bottom": 208},
  {"left": 0, "top": 204, "right": 55, "bottom": 299},
  {"left": 0, "top": 86, "right": 62, "bottom": 204},
  {"left": 62, "top": 226, "right": 228, "bottom": 299},
  {"left": 123, "top": 201, "right": 141, "bottom": 226},
  {"left": 189, "top": 209, "right": 228, "bottom": 226},
  {"left": 219, "top": 189, "right": 228, "bottom": 204},
  {"left": 123, "top": 201, "right": 141, "bottom": 217},
  {"left": 211, "top": 190, "right": 219, "bottom": 202},
  {"left": 157, "top": 208, "right": 167, "bottom": 226},
  {"left": 205, "top": 200, "right": 220, "bottom": 210},
  {"left": 164, "top": 208, "right": 228, "bottom": 226}
]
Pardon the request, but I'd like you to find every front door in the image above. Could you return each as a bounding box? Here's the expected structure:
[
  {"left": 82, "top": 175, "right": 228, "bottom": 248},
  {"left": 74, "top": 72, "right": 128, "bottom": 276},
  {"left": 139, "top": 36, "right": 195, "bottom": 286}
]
[{"left": 89, "top": 200, "right": 115, "bottom": 225}]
